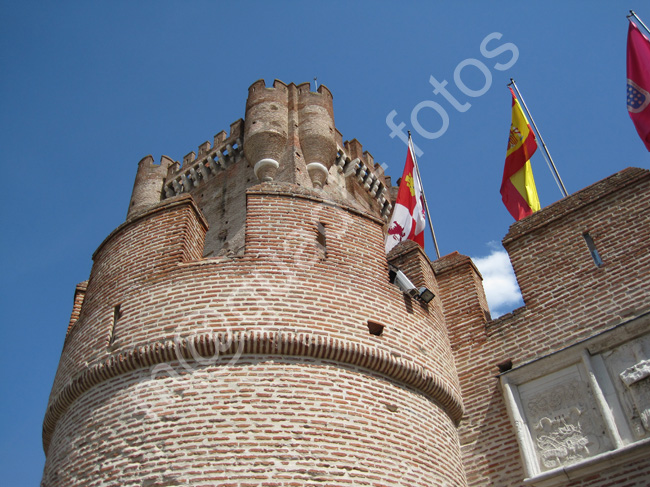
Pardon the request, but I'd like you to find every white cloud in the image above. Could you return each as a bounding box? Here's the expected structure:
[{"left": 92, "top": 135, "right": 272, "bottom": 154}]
[{"left": 471, "top": 242, "right": 523, "bottom": 318}]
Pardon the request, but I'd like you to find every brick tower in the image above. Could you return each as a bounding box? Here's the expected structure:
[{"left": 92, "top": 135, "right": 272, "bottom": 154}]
[{"left": 42, "top": 80, "right": 467, "bottom": 486}]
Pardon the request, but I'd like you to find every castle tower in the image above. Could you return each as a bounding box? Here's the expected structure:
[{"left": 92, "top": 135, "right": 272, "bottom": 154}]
[{"left": 42, "top": 81, "right": 467, "bottom": 486}]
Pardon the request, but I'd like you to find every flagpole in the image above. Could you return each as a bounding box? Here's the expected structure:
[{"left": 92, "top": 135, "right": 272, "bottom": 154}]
[
  {"left": 628, "top": 10, "right": 650, "bottom": 36},
  {"left": 508, "top": 78, "right": 569, "bottom": 198},
  {"left": 407, "top": 131, "right": 441, "bottom": 259}
]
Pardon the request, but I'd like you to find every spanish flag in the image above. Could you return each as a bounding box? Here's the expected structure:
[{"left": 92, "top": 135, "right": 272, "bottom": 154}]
[{"left": 500, "top": 87, "right": 541, "bottom": 221}]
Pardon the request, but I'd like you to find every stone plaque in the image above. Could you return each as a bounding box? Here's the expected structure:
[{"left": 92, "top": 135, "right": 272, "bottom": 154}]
[{"left": 518, "top": 365, "right": 612, "bottom": 471}]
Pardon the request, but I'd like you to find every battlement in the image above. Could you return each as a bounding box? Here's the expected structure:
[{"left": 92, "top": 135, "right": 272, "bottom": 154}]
[
  {"left": 247, "top": 78, "right": 333, "bottom": 101},
  {"left": 162, "top": 119, "right": 244, "bottom": 199},
  {"left": 124, "top": 82, "right": 395, "bottom": 258},
  {"left": 334, "top": 141, "right": 392, "bottom": 218},
  {"left": 247, "top": 77, "right": 288, "bottom": 94},
  {"left": 126, "top": 80, "right": 393, "bottom": 250},
  {"left": 158, "top": 124, "right": 390, "bottom": 218}
]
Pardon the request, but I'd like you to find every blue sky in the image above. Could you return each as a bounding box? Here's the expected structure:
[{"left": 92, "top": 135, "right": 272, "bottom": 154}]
[{"left": 1, "top": 1, "right": 648, "bottom": 484}]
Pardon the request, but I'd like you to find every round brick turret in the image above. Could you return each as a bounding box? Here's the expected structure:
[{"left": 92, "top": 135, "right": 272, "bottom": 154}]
[
  {"left": 126, "top": 154, "right": 175, "bottom": 219},
  {"left": 296, "top": 82, "right": 337, "bottom": 188},
  {"left": 244, "top": 79, "right": 289, "bottom": 182},
  {"left": 42, "top": 83, "right": 467, "bottom": 487}
]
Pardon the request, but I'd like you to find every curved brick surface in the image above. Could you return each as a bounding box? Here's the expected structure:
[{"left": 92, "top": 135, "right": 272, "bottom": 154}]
[
  {"left": 244, "top": 79, "right": 290, "bottom": 177},
  {"left": 297, "top": 82, "right": 337, "bottom": 174},
  {"left": 43, "top": 186, "right": 465, "bottom": 486},
  {"left": 43, "top": 359, "right": 466, "bottom": 487}
]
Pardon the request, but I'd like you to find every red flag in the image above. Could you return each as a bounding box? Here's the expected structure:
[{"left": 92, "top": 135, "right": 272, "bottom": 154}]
[
  {"left": 385, "top": 143, "right": 426, "bottom": 254},
  {"left": 627, "top": 20, "right": 650, "bottom": 151}
]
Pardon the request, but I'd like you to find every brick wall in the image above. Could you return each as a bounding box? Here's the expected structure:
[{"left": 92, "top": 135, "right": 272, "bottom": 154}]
[
  {"left": 43, "top": 359, "right": 466, "bottom": 486},
  {"left": 444, "top": 168, "right": 650, "bottom": 486},
  {"left": 43, "top": 183, "right": 467, "bottom": 486},
  {"left": 190, "top": 156, "right": 255, "bottom": 258},
  {"left": 45, "top": 195, "right": 209, "bottom": 445},
  {"left": 66, "top": 281, "right": 87, "bottom": 336}
]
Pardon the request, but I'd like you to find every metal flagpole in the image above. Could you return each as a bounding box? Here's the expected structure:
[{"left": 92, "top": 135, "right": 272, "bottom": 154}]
[
  {"left": 628, "top": 10, "right": 650, "bottom": 36},
  {"left": 508, "top": 78, "right": 569, "bottom": 198},
  {"left": 407, "top": 131, "right": 441, "bottom": 259}
]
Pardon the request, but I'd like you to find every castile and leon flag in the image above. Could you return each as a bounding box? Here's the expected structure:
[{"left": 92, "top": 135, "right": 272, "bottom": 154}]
[
  {"left": 627, "top": 20, "right": 650, "bottom": 151},
  {"left": 385, "top": 143, "right": 426, "bottom": 254},
  {"left": 500, "top": 87, "right": 541, "bottom": 221}
]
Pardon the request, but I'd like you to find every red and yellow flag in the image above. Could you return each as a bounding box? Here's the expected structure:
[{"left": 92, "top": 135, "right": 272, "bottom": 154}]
[
  {"left": 500, "top": 87, "right": 540, "bottom": 221},
  {"left": 385, "top": 142, "right": 426, "bottom": 254}
]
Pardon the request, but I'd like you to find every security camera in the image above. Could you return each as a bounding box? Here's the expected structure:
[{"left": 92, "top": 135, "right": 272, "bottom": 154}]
[
  {"left": 390, "top": 268, "right": 436, "bottom": 304},
  {"left": 394, "top": 270, "right": 419, "bottom": 298}
]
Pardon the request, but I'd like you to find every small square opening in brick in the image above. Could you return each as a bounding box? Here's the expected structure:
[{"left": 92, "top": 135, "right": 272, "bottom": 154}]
[
  {"left": 367, "top": 321, "right": 384, "bottom": 336},
  {"left": 497, "top": 359, "right": 513, "bottom": 373}
]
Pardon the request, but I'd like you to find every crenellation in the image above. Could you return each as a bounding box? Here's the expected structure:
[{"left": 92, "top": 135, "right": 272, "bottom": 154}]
[
  {"left": 229, "top": 118, "right": 244, "bottom": 139},
  {"left": 363, "top": 150, "right": 374, "bottom": 167},
  {"left": 162, "top": 128, "right": 244, "bottom": 201},
  {"left": 165, "top": 158, "right": 180, "bottom": 178},
  {"left": 182, "top": 151, "right": 196, "bottom": 166},
  {"left": 213, "top": 130, "right": 227, "bottom": 147},
  {"left": 272, "top": 78, "right": 288, "bottom": 91},
  {"left": 198, "top": 141, "right": 211, "bottom": 156},
  {"left": 373, "top": 161, "right": 385, "bottom": 178},
  {"left": 335, "top": 127, "right": 344, "bottom": 148},
  {"left": 344, "top": 138, "right": 364, "bottom": 160},
  {"left": 316, "top": 83, "right": 333, "bottom": 99},
  {"left": 333, "top": 146, "right": 390, "bottom": 218},
  {"left": 296, "top": 81, "right": 310, "bottom": 94},
  {"left": 247, "top": 78, "right": 267, "bottom": 94}
]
